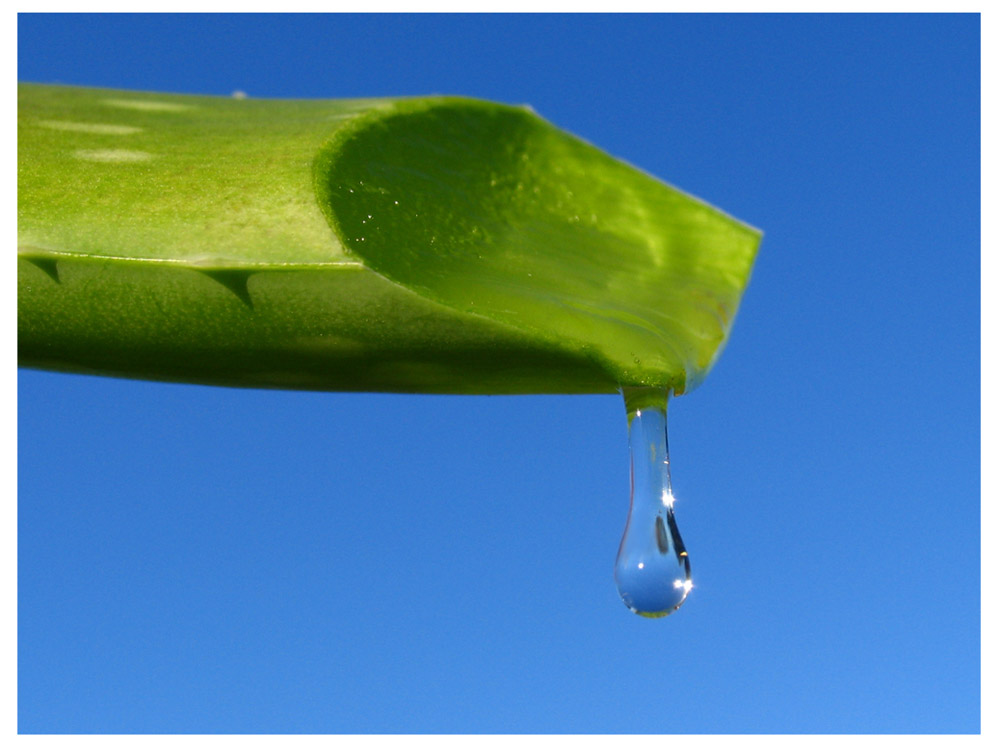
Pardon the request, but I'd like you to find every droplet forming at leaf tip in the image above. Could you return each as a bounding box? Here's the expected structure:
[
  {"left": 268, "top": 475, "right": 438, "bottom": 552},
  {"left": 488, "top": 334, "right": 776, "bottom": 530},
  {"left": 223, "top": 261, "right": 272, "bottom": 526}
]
[{"left": 615, "top": 387, "right": 691, "bottom": 618}]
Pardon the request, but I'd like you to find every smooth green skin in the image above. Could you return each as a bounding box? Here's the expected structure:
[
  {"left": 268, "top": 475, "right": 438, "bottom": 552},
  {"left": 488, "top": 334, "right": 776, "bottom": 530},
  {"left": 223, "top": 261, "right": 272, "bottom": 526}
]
[{"left": 18, "top": 83, "right": 760, "bottom": 395}]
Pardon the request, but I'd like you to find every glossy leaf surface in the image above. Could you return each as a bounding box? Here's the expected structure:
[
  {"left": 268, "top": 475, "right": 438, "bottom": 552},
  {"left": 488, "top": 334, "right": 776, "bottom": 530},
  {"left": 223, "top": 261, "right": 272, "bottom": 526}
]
[{"left": 18, "top": 83, "right": 760, "bottom": 394}]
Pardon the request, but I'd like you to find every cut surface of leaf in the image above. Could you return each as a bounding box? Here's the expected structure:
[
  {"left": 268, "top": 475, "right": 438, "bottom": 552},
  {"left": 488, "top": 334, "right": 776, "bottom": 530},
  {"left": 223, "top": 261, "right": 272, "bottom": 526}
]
[{"left": 18, "top": 83, "right": 761, "bottom": 394}]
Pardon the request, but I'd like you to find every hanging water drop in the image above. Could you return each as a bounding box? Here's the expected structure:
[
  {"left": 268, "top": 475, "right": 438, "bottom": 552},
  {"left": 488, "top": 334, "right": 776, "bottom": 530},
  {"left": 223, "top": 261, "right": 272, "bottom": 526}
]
[{"left": 615, "top": 387, "right": 692, "bottom": 617}]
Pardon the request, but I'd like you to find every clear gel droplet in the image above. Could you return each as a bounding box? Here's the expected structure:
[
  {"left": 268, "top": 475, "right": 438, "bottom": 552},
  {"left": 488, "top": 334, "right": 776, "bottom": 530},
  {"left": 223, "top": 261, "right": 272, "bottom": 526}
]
[{"left": 615, "top": 387, "right": 692, "bottom": 617}]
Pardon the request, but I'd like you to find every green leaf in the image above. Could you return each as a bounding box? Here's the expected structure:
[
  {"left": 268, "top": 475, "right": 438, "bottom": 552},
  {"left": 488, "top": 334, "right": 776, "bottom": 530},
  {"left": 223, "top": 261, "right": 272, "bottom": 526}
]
[{"left": 18, "top": 83, "right": 760, "bottom": 395}]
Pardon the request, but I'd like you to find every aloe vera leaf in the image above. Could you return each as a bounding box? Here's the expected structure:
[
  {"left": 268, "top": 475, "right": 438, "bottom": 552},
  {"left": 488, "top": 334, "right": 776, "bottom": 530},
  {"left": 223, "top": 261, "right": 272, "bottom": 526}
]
[{"left": 18, "top": 83, "right": 760, "bottom": 395}]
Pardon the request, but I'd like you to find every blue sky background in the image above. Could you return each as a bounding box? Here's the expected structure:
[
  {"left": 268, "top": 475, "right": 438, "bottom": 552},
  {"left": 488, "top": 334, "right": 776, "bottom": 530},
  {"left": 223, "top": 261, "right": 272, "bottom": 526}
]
[{"left": 17, "top": 13, "right": 980, "bottom": 733}]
